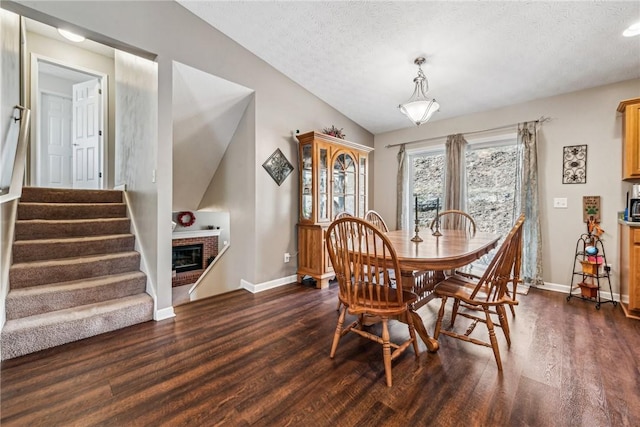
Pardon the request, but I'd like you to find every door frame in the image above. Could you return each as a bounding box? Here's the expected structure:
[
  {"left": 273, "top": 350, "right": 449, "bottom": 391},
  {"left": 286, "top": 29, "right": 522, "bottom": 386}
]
[{"left": 30, "top": 54, "right": 108, "bottom": 189}]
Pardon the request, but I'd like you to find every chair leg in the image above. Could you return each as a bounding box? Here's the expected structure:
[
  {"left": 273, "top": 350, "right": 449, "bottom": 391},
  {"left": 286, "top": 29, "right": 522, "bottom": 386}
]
[
  {"left": 330, "top": 306, "right": 347, "bottom": 358},
  {"left": 405, "top": 310, "right": 420, "bottom": 358},
  {"left": 336, "top": 299, "right": 342, "bottom": 311},
  {"left": 434, "top": 296, "right": 448, "bottom": 340},
  {"left": 497, "top": 304, "right": 511, "bottom": 347},
  {"left": 381, "top": 317, "right": 393, "bottom": 387},
  {"left": 483, "top": 306, "right": 503, "bottom": 371},
  {"left": 506, "top": 283, "right": 516, "bottom": 316},
  {"left": 450, "top": 299, "right": 461, "bottom": 327}
]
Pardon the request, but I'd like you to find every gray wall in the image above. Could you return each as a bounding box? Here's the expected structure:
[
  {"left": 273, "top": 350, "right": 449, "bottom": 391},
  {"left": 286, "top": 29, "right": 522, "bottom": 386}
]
[
  {"left": 374, "top": 78, "right": 640, "bottom": 297},
  {"left": 6, "top": 1, "right": 374, "bottom": 307}
]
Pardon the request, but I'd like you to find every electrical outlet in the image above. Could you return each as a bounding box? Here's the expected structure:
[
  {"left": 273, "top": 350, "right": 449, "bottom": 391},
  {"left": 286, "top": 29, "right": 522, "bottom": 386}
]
[
  {"left": 284, "top": 252, "right": 291, "bottom": 263},
  {"left": 553, "top": 197, "right": 568, "bottom": 208}
]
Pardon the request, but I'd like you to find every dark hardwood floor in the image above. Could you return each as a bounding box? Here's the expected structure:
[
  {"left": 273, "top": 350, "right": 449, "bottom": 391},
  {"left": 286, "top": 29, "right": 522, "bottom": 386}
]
[{"left": 2, "top": 283, "right": 639, "bottom": 426}]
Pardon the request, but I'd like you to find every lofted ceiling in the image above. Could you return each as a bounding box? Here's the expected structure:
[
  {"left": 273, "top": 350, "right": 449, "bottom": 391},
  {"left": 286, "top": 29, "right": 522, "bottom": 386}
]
[
  {"left": 172, "top": 62, "right": 253, "bottom": 211},
  {"left": 177, "top": 0, "right": 640, "bottom": 135}
]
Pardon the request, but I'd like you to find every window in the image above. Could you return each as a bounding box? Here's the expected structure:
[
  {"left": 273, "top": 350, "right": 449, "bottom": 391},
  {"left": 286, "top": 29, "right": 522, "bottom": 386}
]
[
  {"left": 466, "top": 140, "right": 518, "bottom": 235},
  {"left": 409, "top": 149, "right": 444, "bottom": 228},
  {"left": 409, "top": 134, "right": 517, "bottom": 239}
]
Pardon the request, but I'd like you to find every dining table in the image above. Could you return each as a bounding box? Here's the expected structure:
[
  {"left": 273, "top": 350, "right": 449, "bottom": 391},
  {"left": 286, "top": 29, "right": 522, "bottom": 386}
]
[{"left": 384, "top": 228, "right": 501, "bottom": 352}]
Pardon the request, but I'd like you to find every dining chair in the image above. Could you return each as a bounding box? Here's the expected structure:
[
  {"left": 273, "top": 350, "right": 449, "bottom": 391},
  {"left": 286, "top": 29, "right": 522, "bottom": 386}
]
[
  {"left": 430, "top": 209, "right": 477, "bottom": 234},
  {"left": 433, "top": 214, "right": 525, "bottom": 371},
  {"left": 325, "top": 217, "right": 420, "bottom": 387},
  {"left": 334, "top": 211, "right": 353, "bottom": 219},
  {"left": 364, "top": 210, "right": 389, "bottom": 232}
]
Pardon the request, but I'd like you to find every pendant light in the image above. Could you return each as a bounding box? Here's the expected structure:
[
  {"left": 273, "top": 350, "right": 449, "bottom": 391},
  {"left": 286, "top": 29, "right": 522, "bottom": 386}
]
[{"left": 398, "top": 57, "right": 440, "bottom": 126}]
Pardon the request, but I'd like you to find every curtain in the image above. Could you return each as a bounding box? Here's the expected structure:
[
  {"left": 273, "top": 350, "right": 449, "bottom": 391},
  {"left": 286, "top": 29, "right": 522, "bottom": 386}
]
[
  {"left": 396, "top": 144, "right": 407, "bottom": 230},
  {"left": 443, "top": 134, "right": 468, "bottom": 229},
  {"left": 515, "top": 122, "right": 544, "bottom": 286}
]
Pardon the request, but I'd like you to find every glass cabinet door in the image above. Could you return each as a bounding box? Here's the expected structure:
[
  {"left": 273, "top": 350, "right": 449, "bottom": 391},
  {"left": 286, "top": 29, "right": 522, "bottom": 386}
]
[
  {"left": 359, "top": 157, "right": 367, "bottom": 216},
  {"left": 332, "top": 153, "right": 356, "bottom": 217},
  {"left": 319, "top": 148, "right": 328, "bottom": 221},
  {"left": 301, "top": 144, "right": 312, "bottom": 220}
]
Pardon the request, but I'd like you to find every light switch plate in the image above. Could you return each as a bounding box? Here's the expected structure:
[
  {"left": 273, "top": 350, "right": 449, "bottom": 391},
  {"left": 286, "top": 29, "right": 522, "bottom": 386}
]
[{"left": 553, "top": 197, "right": 568, "bottom": 208}]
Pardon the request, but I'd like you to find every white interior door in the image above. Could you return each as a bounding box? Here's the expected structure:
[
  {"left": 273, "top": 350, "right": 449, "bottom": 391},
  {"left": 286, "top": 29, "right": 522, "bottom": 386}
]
[
  {"left": 72, "top": 78, "right": 102, "bottom": 189},
  {"left": 40, "top": 93, "right": 72, "bottom": 187}
]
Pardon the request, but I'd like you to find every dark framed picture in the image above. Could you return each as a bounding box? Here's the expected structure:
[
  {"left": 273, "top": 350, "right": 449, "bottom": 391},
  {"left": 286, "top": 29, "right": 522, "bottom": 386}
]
[
  {"left": 562, "top": 145, "right": 587, "bottom": 184},
  {"left": 262, "top": 148, "right": 294, "bottom": 186}
]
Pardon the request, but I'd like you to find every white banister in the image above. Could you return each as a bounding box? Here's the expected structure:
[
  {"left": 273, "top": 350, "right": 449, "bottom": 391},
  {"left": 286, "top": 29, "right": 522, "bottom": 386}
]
[
  {"left": 1, "top": 106, "right": 30, "bottom": 203},
  {"left": 188, "top": 243, "right": 230, "bottom": 295}
]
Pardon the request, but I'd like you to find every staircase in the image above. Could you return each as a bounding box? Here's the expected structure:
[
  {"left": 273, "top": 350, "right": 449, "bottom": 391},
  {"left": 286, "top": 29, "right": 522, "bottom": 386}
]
[{"left": 1, "top": 187, "right": 153, "bottom": 360}]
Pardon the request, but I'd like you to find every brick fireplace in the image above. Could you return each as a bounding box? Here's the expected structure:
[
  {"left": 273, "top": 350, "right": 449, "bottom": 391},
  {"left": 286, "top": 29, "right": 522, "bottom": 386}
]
[{"left": 172, "top": 230, "right": 219, "bottom": 287}]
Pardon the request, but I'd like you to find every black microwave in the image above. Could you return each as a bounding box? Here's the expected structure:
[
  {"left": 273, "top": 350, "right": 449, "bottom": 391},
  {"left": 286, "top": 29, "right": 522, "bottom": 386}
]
[{"left": 630, "top": 198, "right": 640, "bottom": 222}]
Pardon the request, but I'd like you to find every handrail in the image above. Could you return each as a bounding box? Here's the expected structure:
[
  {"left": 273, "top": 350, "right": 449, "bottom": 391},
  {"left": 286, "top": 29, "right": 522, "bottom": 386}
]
[
  {"left": 0, "top": 106, "right": 31, "bottom": 203},
  {"left": 188, "top": 243, "right": 230, "bottom": 295}
]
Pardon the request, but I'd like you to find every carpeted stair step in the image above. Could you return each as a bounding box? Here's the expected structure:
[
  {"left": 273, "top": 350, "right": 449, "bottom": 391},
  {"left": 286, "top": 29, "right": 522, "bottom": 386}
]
[
  {"left": 5, "top": 272, "right": 147, "bottom": 320},
  {"left": 9, "top": 251, "right": 141, "bottom": 289},
  {"left": 0, "top": 293, "right": 154, "bottom": 360},
  {"left": 20, "top": 187, "right": 123, "bottom": 204},
  {"left": 15, "top": 217, "right": 130, "bottom": 240},
  {"left": 18, "top": 202, "right": 127, "bottom": 220},
  {"left": 12, "top": 234, "right": 135, "bottom": 263}
]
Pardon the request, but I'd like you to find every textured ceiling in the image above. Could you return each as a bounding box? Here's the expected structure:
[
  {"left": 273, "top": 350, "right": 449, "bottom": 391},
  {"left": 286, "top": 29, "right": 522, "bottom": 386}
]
[{"left": 178, "top": 1, "right": 640, "bottom": 135}]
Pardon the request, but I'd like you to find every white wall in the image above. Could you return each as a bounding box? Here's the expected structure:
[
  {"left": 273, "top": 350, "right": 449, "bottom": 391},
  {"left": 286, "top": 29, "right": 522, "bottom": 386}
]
[
  {"left": 375, "top": 78, "right": 640, "bottom": 295},
  {"left": 0, "top": 8, "right": 21, "bottom": 347},
  {"left": 114, "top": 50, "right": 164, "bottom": 310},
  {"left": 196, "top": 102, "right": 257, "bottom": 297}
]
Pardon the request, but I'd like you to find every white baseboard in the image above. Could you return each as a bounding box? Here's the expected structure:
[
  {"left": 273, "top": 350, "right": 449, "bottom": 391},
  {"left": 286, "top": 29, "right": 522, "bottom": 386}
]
[
  {"left": 534, "top": 282, "right": 570, "bottom": 294},
  {"left": 241, "top": 275, "right": 298, "bottom": 293},
  {"left": 155, "top": 306, "right": 176, "bottom": 321},
  {"left": 533, "top": 282, "right": 623, "bottom": 302}
]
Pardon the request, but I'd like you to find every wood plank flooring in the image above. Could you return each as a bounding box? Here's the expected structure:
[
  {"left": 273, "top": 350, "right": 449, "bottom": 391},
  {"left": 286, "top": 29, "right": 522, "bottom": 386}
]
[{"left": 2, "top": 283, "right": 639, "bottom": 426}]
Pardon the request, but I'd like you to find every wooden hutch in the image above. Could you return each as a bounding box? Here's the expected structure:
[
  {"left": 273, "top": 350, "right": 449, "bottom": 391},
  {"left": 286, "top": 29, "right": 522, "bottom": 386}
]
[{"left": 296, "top": 131, "right": 373, "bottom": 288}]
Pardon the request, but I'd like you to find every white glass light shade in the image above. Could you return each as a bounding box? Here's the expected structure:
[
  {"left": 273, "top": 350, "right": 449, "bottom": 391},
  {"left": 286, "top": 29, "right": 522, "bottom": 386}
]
[
  {"left": 399, "top": 98, "right": 440, "bottom": 126},
  {"left": 57, "top": 28, "right": 85, "bottom": 42}
]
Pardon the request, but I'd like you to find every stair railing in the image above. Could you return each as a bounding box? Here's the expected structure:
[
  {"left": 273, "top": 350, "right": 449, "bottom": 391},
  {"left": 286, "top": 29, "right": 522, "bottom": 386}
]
[
  {"left": 1, "top": 106, "right": 31, "bottom": 203},
  {"left": 188, "top": 242, "right": 231, "bottom": 295}
]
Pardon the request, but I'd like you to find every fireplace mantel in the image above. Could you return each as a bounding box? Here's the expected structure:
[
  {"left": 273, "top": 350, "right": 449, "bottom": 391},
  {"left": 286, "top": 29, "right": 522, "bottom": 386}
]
[{"left": 172, "top": 229, "right": 221, "bottom": 240}]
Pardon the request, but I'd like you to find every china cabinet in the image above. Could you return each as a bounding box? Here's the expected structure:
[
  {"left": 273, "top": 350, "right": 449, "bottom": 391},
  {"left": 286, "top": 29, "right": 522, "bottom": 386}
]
[
  {"left": 618, "top": 98, "right": 640, "bottom": 180},
  {"left": 296, "top": 131, "right": 373, "bottom": 288}
]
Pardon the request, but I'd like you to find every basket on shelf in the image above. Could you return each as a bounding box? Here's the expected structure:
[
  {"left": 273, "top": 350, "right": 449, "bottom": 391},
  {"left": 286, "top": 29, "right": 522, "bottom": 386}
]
[
  {"left": 580, "top": 260, "right": 601, "bottom": 276},
  {"left": 578, "top": 281, "right": 598, "bottom": 298}
]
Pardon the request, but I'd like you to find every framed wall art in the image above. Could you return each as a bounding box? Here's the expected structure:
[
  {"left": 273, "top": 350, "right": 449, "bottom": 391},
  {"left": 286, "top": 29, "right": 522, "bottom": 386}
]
[
  {"left": 262, "top": 148, "right": 294, "bottom": 186},
  {"left": 562, "top": 145, "right": 587, "bottom": 184}
]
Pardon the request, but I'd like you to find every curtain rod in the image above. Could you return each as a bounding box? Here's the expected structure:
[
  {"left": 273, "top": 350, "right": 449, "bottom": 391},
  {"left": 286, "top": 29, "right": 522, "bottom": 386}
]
[{"left": 384, "top": 116, "right": 551, "bottom": 149}]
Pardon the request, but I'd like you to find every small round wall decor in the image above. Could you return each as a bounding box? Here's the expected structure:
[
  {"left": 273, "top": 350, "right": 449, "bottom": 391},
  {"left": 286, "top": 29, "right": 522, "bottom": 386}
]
[{"left": 177, "top": 211, "right": 196, "bottom": 227}]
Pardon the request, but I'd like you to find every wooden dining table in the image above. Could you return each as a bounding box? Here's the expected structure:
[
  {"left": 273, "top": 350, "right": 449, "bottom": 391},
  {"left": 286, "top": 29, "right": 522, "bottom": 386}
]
[{"left": 384, "top": 228, "right": 501, "bottom": 352}]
